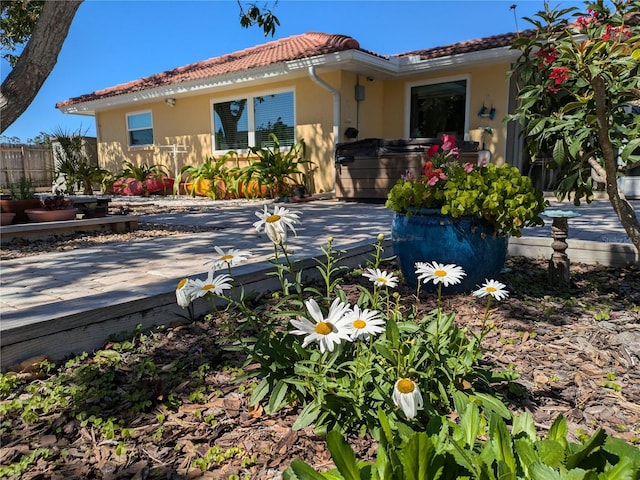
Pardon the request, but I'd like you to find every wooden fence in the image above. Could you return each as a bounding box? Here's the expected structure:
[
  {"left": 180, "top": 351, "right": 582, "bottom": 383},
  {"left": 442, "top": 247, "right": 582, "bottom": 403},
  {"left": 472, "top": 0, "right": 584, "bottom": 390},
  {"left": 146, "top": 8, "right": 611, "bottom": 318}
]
[{"left": 0, "top": 144, "right": 54, "bottom": 189}]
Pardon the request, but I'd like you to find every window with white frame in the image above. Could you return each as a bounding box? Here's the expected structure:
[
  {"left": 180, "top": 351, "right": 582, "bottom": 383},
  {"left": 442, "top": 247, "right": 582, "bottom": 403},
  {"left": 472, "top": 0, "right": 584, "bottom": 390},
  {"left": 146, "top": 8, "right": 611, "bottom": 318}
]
[
  {"left": 212, "top": 91, "right": 294, "bottom": 151},
  {"left": 126, "top": 111, "right": 154, "bottom": 147},
  {"left": 409, "top": 79, "right": 467, "bottom": 140}
]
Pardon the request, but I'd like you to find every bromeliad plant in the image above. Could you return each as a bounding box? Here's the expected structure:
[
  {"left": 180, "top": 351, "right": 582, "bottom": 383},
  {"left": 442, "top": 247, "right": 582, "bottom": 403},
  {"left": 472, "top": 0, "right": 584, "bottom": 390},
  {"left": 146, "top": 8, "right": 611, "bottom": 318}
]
[
  {"left": 176, "top": 204, "right": 518, "bottom": 438},
  {"left": 385, "top": 134, "right": 547, "bottom": 237}
]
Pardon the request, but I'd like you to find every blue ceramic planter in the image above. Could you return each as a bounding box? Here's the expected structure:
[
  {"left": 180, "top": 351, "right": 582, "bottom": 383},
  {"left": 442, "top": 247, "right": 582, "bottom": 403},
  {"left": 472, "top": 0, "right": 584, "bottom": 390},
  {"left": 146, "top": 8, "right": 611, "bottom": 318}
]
[{"left": 391, "top": 210, "right": 508, "bottom": 293}]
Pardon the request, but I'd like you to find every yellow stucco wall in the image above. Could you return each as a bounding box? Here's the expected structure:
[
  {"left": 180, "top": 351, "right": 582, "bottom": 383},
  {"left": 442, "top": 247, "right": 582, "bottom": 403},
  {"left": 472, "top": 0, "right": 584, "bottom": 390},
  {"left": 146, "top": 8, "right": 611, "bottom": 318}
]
[{"left": 95, "top": 62, "right": 513, "bottom": 194}]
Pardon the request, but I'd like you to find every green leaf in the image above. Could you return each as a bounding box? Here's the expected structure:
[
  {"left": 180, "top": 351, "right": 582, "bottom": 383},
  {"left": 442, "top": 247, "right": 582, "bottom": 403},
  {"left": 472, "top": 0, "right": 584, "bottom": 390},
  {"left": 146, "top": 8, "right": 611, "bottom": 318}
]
[
  {"left": 566, "top": 428, "right": 606, "bottom": 470},
  {"left": 620, "top": 138, "right": 640, "bottom": 162},
  {"left": 401, "top": 432, "right": 443, "bottom": 480},
  {"left": 459, "top": 402, "right": 481, "bottom": 448},
  {"left": 537, "top": 439, "right": 565, "bottom": 469},
  {"left": 547, "top": 415, "right": 568, "bottom": 449},
  {"left": 283, "top": 459, "right": 334, "bottom": 479},
  {"left": 514, "top": 437, "right": 539, "bottom": 477},
  {"left": 326, "top": 430, "right": 361, "bottom": 480},
  {"left": 266, "top": 379, "right": 288, "bottom": 414},
  {"left": 552, "top": 139, "right": 566, "bottom": 164},
  {"left": 490, "top": 414, "right": 516, "bottom": 480},
  {"left": 473, "top": 393, "right": 511, "bottom": 419},
  {"left": 249, "top": 378, "right": 270, "bottom": 406},
  {"left": 529, "top": 462, "right": 563, "bottom": 480},
  {"left": 598, "top": 457, "right": 634, "bottom": 480},
  {"left": 292, "top": 401, "right": 322, "bottom": 431},
  {"left": 512, "top": 412, "right": 537, "bottom": 442},
  {"left": 604, "top": 437, "right": 640, "bottom": 468}
]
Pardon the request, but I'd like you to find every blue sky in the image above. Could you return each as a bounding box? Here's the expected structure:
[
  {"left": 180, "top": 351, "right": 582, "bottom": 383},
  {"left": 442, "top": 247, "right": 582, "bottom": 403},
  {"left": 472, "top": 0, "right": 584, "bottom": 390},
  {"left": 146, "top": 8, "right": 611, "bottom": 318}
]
[{"left": 1, "top": 0, "right": 586, "bottom": 143}]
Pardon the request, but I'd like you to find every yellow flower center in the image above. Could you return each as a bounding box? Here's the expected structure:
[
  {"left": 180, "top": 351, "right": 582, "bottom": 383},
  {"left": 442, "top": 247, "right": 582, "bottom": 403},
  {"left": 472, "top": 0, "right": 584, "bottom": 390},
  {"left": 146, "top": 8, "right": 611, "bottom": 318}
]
[
  {"left": 266, "top": 214, "right": 281, "bottom": 223},
  {"left": 221, "top": 254, "right": 234, "bottom": 261},
  {"left": 177, "top": 278, "right": 187, "bottom": 289},
  {"left": 353, "top": 319, "right": 366, "bottom": 329},
  {"left": 486, "top": 286, "right": 497, "bottom": 293},
  {"left": 434, "top": 270, "right": 447, "bottom": 278},
  {"left": 315, "top": 322, "right": 333, "bottom": 335},
  {"left": 376, "top": 277, "right": 387, "bottom": 284},
  {"left": 203, "top": 284, "right": 215, "bottom": 291},
  {"left": 397, "top": 378, "right": 415, "bottom": 394}
]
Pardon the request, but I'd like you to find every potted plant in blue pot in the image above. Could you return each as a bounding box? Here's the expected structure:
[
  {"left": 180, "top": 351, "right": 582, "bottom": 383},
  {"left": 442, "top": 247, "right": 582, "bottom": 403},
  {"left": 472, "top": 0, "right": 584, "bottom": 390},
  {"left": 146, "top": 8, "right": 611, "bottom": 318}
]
[{"left": 386, "top": 134, "right": 547, "bottom": 292}]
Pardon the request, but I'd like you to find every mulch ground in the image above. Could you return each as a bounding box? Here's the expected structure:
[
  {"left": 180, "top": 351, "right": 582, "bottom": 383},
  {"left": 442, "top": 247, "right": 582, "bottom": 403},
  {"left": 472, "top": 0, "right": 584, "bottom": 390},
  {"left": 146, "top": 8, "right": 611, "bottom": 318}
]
[{"left": 1, "top": 203, "right": 639, "bottom": 479}]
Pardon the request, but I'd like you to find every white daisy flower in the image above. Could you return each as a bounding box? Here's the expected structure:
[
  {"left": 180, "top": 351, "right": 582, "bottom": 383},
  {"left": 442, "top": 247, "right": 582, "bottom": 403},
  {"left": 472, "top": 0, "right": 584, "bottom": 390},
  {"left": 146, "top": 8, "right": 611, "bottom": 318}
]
[
  {"left": 362, "top": 268, "right": 399, "bottom": 288},
  {"left": 392, "top": 378, "right": 423, "bottom": 419},
  {"left": 343, "top": 305, "right": 385, "bottom": 341},
  {"left": 472, "top": 279, "right": 509, "bottom": 301},
  {"left": 289, "top": 298, "right": 352, "bottom": 353},
  {"left": 253, "top": 205, "right": 300, "bottom": 244},
  {"left": 210, "top": 246, "right": 251, "bottom": 269},
  {"left": 191, "top": 271, "right": 233, "bottom": 298},
  {"left": 176, "top": 277, "right": 196, "bottom": 308},
  {"left": 415, "top": 261, "right": 466, "bottom": 287}
]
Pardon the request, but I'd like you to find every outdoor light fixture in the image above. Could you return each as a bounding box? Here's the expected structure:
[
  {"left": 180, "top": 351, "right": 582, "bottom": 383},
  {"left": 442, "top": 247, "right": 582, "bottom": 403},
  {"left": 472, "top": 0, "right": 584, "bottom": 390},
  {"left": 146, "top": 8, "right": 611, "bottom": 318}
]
[{"left": 165, "top": 98, "right": 176, "bottom": 107}]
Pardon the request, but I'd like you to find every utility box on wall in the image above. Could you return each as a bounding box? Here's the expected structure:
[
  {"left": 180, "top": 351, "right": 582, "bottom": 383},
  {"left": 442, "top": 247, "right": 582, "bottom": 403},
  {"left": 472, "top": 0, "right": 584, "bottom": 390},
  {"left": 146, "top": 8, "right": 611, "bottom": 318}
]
[{"left": 335, "top": 138, "right": 478, "bottom": 201}]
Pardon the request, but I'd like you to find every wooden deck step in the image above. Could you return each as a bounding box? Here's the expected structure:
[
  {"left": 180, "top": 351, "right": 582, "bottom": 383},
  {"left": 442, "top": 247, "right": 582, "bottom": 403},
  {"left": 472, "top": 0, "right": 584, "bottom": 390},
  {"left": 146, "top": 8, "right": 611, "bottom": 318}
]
[{"left": 0, "top": 215, "right": 139, "bottom": 242}]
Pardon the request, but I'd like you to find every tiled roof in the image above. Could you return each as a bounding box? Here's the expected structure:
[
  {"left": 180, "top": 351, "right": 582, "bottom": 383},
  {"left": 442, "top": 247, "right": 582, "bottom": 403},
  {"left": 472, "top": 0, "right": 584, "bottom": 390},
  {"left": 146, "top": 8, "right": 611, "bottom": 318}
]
[
  {"left": 397, "top": 29, "right": 535, "bottom": 59},
  {"left": 57, "top": 30, "right": 532, "bottom": 108},
  {"left": 56, "top": 32, "right": 365, "bottom": 108}
]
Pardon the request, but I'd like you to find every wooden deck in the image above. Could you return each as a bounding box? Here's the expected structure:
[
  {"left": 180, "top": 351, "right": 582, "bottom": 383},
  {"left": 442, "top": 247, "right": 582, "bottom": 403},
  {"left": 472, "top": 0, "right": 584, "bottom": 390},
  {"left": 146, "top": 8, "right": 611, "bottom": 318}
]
[{"left": 0, "top": 215, "right": 139, "bottom": 242}]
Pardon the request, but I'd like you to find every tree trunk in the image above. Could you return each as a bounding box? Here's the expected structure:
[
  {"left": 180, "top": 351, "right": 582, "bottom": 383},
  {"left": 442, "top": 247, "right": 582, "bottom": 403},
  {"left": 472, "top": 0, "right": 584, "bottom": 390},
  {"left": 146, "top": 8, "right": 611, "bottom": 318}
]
[
  {"left": 0, "top": 1, "right": 83, "bottom": 133},
  {"left": 592, "top": 76, "right": 640, "bottom": 258}
]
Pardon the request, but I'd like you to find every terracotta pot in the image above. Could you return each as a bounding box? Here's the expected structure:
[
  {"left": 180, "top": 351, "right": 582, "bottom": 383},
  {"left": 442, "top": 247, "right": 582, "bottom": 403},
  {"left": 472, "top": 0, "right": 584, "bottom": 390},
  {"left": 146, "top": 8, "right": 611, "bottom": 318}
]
[
  {"left": 110, "top": 178, "right": 144, "bottom": 196},
  {"left": 237, "top": 180, "right": 269, "bottom": 199},
  {"left": 193, "top": 178, "right": 226, "bottom": 199},
  {"left": 0, "top": 212, "right": 16, "bottom": 225},
  {"left": 0, "top": 199, "right": 44, "bottom": 223},
  {"left": 25, "top": 208, "right": 78, "bottom": 222},
  {"left": 144, "top": 177, "right": 174, "bottom": 195}
]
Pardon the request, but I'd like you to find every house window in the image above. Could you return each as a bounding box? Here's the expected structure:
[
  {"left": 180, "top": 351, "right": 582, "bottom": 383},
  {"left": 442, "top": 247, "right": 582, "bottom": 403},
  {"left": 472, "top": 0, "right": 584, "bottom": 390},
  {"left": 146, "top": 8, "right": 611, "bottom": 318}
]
[
  {"left": 127, "top": 111, "right": 154, "bottom": 147},
  {"left": 213, "top": 91, "right": 294, "bottom": 151},
  {"left": 409, "top": 79, "right": 467, "bottom": 140}
]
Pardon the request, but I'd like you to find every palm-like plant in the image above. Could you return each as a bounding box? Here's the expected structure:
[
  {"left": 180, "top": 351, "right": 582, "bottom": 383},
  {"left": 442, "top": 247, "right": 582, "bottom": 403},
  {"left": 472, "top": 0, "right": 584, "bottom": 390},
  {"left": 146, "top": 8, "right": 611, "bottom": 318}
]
[{"left": 243, "top": 134, "right": 312, "bottom": 198}]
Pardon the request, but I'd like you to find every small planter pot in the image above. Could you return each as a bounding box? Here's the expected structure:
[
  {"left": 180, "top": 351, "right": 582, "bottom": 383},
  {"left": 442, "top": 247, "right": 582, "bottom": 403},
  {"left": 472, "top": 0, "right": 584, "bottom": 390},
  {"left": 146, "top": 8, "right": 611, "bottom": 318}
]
[
  {"left": 391, "top": 210, "right": 509, "bottom": 293},
  {"left": 0, "top": 199, "right": 43, "bottom": 223},
  {"left": 25, "top": 208, "right": 78, "bottom": 223},
  {"left": 0, "top": 212, "right": 16, "bottom": 225}
]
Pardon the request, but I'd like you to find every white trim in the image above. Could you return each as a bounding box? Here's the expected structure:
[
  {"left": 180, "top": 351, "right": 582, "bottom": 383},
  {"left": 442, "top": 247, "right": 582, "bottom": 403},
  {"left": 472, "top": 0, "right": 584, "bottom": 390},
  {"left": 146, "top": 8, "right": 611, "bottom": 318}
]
[
  {"left": 125, "top": 110, "right": 154, "bottom": 148},
  {"left": 404, "top": 74, "right": 471, "bottom": 138},
  {"left": 57, "top": 47, "right": 517, "bottom": 116},
  {"left": 209, "top": 87, "right": 296, "bottom": 154}
]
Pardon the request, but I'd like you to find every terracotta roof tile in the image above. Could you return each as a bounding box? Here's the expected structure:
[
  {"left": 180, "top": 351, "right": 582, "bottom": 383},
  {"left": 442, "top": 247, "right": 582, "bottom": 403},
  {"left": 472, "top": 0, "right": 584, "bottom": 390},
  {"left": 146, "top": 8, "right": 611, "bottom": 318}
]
[
  {"left": 397, "top": 29, "right": 535, "bottom": 59},
  {"left": 56, "top": 32, "right": 362, "bottom": 108},
  {"left": 57, "top": 30, "right": 534, "bottom": 108}
]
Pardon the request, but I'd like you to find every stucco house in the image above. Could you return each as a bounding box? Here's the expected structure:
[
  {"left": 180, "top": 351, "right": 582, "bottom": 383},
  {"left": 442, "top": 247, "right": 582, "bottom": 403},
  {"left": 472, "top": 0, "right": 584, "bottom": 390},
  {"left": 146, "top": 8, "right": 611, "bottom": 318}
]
[{"left": 56, "top": 30, "right": 533, "bottom": 196}]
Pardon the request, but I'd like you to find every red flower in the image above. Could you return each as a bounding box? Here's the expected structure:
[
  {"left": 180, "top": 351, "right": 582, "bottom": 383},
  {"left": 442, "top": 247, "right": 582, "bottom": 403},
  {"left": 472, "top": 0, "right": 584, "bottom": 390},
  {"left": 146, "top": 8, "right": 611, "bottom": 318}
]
[
  {"left": 426, "top": 144, "right": 440, "bottom": 158},
  {"left": 441, "top": 133, "right": 457, "bottom": 152},
  {"left": 548, "top": 67, "right": 570, "bottom": 86},
  {"left": 534, "top": 46, "right": 558, "bottom": 66},
  {"left": 422, "top": 161, "right": 447, "bottom": 185},
  {"left": 602, "top": 24, "right": 631, "bottom": 41}
]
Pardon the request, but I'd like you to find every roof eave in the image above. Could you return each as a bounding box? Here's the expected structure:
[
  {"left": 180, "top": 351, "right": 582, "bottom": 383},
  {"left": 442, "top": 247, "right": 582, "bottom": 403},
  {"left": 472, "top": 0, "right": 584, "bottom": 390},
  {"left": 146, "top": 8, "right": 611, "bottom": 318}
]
[
  {"left": 57, "top": 47, "right": 518, "bottom": 115},
  {"left": 57, "top": 49, "right": 389, "bottom": 115},
  {"left": 397, "top": 46, "right": 519, "bottom": 75}
]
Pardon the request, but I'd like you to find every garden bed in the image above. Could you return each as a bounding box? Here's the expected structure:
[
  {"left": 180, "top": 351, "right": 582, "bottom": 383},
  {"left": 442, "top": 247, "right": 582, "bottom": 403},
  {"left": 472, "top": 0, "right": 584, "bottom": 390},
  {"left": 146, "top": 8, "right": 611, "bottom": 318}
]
[{"left": 0, "top": 257, "right": 638, "bottom": 479}]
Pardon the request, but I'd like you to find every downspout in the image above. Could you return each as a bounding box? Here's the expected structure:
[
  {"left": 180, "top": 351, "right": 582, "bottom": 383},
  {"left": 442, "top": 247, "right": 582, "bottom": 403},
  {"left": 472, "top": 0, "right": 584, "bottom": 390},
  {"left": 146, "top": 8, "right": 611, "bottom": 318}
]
[{"left": 308, "top": 66, "right": 340, "bottom": 193}]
